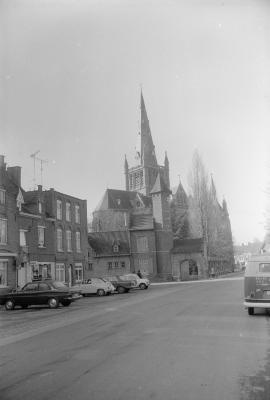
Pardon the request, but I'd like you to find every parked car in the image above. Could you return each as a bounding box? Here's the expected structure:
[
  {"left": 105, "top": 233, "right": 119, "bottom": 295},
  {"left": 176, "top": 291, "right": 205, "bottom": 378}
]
[
  {"left": 0, "top": 280, "right": 81, "bottom": 310},
  {"left": 120, "top": 274, "right": 150, "bottom": 290},
  {"left": 103, "top": 275, "right": 137, "bottom": 294},
  {"left": 71, "top": 278, "right": 115, "bottom": 297}
]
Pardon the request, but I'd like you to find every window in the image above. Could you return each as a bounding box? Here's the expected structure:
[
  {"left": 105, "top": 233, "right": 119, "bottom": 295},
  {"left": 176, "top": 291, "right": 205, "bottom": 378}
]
[
  {"left": 75, "top": 264, "right": 83, "bottom": 282},
  {"left": 39, "top": 283, "right": 51, "bottom": 291},
  {"left": 108, "top": 262, "right": 112, "bottom": 270},
  {"left": 137, "top": 236, "right": 148, "bottom": 252},
  {"left": 38, "top": 226, "right": 45, "bottom": 247},
  {"left": 57, "top": 228, "right": 63, "bottom": 251},
  {"left": 75, "top": 205, "right": 80, "bottom": 224},
  {"left": 76, "top": 231, "right": 81, "bottom": 252},
  {"left": 55, "top": 264, "right": 65, "bottom": 282},
  {"left": 88, "top": 263, "right": 93, "bottom": 271},
  {"left": 114, "top": 261, "right": 119, "bottom": 268},
  {"left": 38, "top": 201, "right": 42, "bottom": 213},
  {"left": 66, "top": 202, "right": 71, "bottom": 221},
  {"left": 0, "top": 261, "right": 7, "bottom": 285},
  {"left": 0, "top": 189, "right": 6, "bottom": 205},
  {"left": 57, "top": 200, "right": 62, "bottom": 220},
  {"left": 259, "top": 263, "right": 270, "bottom": 273},
  {"left": 23, "top": 283, "right": 38, "bottom": 291},
  {"left": 19, "top": 230, "right": 27, "bottom": 246},
  {"left": 0, "top": 218, "right": 7, "bottom": 244},
  {"left": 121, "top": 261, "right": 125, "bottom": 268},
  {"left": 66, "top": 230, "right": 72, "bottom": 252}
]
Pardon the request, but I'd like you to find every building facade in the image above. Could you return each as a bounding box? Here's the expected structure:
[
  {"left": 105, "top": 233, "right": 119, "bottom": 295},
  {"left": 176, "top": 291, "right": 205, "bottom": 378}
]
[
  {"left": 0, "top": 155, "right": 88, "bottom": 288},
  {"left": 88, "top": 92, "right": 234, "bottom": 280}
]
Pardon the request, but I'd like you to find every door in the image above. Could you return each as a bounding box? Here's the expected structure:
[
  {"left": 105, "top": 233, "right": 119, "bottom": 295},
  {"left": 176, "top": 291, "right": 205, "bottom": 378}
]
[{"left": 180, "top": 260, "right": 190, "bottom": 281}]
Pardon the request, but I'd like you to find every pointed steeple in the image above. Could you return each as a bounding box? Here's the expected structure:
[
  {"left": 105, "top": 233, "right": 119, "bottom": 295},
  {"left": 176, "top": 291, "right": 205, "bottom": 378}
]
[
  {"left": 140, "top": 91, "right": 157, "bottom": 167},
  {"left": 124, "top": 155, "right": 129, "bottom": 190},
  {"left": 175, "top": 179, "right": 188, "bottom": 209},
  {"left": 210, "top": 174, "right": 217, "bottom": 200}
]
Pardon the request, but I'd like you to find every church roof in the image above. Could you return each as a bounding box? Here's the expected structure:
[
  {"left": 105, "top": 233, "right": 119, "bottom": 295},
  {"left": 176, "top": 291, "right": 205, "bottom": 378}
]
[
  {"left": 150, "top": 172, "right": 171, "bottom": 195},
  {"left": 94, "top": 189, "right": 151, "bottom": 211},
  {"left": 172, "top": 238, "right": 204, "bottom": 254},
  {"left": 88, "top": 231, "right": 130, "bottom": 255},
  {"left": 130, "top": 214, "right": 154, "bottom": 230},
  {"left": 173, "top": 180, "right": 188, "bottom": 208}
]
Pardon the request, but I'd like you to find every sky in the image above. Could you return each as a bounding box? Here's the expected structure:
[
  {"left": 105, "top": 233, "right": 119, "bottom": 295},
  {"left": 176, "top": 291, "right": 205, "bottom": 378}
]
[{"left": 1, "top": 0, "right": 270, "bottom": 245}]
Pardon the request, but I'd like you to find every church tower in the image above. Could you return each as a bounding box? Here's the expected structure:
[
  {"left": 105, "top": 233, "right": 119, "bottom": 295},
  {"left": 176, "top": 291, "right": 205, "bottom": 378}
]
[
  {"left": 150, "top": 172, "right": 173, "bottom": 277},
  {"left": 124, "top": 92, "right": 170, "bottom": 196}
]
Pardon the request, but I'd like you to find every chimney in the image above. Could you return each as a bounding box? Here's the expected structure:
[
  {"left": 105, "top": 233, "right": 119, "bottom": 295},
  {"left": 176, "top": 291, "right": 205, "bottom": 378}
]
[
  {"left": 7, "top": 166, "right": 22, "bottom": 187},
  {"left": 0, "top": 155, "right": 6, "bottom": 170}
]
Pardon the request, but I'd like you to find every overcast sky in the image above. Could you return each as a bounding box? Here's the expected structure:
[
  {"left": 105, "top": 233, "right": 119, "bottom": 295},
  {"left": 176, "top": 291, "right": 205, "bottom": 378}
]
[{"left": 1, "top": 0, "right": 270, "bottom": 244}]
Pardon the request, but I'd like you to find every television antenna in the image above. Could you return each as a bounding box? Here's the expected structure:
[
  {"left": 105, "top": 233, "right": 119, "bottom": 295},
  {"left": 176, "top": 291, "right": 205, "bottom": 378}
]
[{"left": 30, "top": 150, "right": 48, "bottom": 188}]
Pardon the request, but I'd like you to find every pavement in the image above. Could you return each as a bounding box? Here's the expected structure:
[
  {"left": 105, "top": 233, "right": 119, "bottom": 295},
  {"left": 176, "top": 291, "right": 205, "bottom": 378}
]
[{"left": 1, "top": 273, "right": 270, "bottom": 400}]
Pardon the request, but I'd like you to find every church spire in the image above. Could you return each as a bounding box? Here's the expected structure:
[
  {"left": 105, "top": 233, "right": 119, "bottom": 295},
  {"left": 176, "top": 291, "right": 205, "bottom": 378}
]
[
  {"left": 210, "top": 174, "right": 217, "bottom": 200},
  {"left": 140, "top": 91, "right": 157, "bottom": 167}
]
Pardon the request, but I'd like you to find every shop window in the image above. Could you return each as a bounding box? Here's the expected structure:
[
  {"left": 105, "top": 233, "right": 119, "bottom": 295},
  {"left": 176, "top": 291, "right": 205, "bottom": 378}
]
[
  {"left": 56, "top": 264, "right": 65, "bottom": 282},
  {"left": 0, "top": 261, "right": 7, "bottom": 285},
  {"left": 75, "top": 265, "right": 83, "bottom": 282}
]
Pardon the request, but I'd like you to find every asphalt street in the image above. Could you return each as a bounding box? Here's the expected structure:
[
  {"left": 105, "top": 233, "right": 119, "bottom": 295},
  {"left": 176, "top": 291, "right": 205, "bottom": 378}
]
[{"left": 1, "top": 277, "right": 270, "bottom": 400}]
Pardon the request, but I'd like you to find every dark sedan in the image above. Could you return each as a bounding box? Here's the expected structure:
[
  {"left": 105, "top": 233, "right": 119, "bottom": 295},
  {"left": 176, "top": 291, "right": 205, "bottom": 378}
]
[{"left": 0, "top": 281, "right": 81, "bottom": 310}]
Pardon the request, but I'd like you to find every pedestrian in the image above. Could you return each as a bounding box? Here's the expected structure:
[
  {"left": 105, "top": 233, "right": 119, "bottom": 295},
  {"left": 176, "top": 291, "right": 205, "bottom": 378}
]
[
  {"left": 210, "top": 267, "right": 215, "bottom": 279},
  {"left": 137, "top": 269, "right": 143, "bottom": 278}
]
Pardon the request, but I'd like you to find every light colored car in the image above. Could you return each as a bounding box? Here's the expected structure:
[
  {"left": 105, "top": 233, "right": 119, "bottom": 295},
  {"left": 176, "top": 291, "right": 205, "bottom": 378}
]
[
  {"left": 120, "top": 274, "right": 150, "bottom": 290},
  {"left": 71, "top": 278, "right": 114, "bottom": 297}
]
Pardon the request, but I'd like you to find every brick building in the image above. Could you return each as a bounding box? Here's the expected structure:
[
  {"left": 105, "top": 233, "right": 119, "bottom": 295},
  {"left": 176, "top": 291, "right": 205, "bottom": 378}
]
[{"left": 0, "top": 155, "right": 88, "bottom": 288}]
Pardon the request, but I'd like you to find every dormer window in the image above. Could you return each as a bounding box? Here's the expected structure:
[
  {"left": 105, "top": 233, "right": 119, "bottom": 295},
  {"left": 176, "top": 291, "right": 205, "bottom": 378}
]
[{"left": 113, "top": 244, "right": 119, "bottom": 253}]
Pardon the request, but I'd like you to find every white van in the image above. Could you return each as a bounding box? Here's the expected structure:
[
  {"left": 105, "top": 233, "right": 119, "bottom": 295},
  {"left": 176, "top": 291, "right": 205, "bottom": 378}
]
[{"left": 244, "top": 254, "right": 270, "bottom": 315}]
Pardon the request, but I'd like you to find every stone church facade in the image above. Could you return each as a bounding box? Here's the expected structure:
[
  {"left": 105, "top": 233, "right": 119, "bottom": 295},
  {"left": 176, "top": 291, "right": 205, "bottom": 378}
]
[{"left": 87, "top": 93, "right": 234, "bottom": 281}]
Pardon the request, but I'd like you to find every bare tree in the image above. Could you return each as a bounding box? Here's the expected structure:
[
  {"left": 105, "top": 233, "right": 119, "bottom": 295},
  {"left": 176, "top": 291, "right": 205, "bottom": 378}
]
[{"left": 188, "top": 150, "right": 211, "bottom": 251}]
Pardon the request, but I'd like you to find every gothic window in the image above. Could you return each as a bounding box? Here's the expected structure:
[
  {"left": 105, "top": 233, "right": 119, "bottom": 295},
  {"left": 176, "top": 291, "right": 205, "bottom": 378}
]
[
  {"left": 76, "top": 231, "right": 81, "bottom": 252},
  {"left": 57, "top": 228, "right": 63, "bottom": 251},
  {"left": 57, "top": 200, "right": 62, "bottom": 220},
  {"left": 66, "top": 230, "right": 72, "bottom": 252}
]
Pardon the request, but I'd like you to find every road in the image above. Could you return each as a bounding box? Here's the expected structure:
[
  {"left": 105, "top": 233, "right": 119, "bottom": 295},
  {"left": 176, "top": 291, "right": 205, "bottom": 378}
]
[{"left": 1, "top": 277, "right": 270, "bottom": 400}]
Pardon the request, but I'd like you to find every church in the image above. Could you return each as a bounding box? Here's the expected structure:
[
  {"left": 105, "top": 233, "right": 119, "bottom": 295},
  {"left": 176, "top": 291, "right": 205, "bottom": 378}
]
[{"left": 87, "top": 93, "right": 234, "bottom": 281}]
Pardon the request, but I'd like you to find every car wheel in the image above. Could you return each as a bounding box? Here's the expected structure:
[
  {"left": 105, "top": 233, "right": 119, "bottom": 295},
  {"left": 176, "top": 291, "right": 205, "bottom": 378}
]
[
  {"left": 139, "top": 283, "right": 147, "bottom": 290},
  {"left": 61, "top": 300, "right": 71, "bottom": 307},
  {"left": 48, "top": 298, "right": 59, "bottom": 309},
  {"left": 248, "top": 307, "right": 254, "bottom": 316},
  {"left": 117, "top": 286, "right": 126, "bottom": 294},
  {"left": 97, "top": 289, "right": 105, "bottom": 296},
  {"left": 5, "top": 300, "right": 15, "bottom": 310}
]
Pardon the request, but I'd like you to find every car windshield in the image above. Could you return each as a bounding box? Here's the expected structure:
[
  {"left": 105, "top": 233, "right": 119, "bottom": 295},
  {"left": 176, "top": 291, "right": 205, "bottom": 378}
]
[{"left": 52, "top": 282, "right": 67, "bottom": 289}]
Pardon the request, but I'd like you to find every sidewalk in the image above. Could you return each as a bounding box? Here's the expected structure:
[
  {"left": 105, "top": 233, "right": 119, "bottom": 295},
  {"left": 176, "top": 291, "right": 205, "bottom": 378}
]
[{"left": 151, "top": 271, "right": 244, "bottom": 286}]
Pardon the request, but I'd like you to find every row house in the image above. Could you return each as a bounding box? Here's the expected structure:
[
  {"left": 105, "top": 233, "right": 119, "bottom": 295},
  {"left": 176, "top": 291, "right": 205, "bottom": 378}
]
[{"left": 0, "top": 155, "right": 88, "bottom": 288}]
